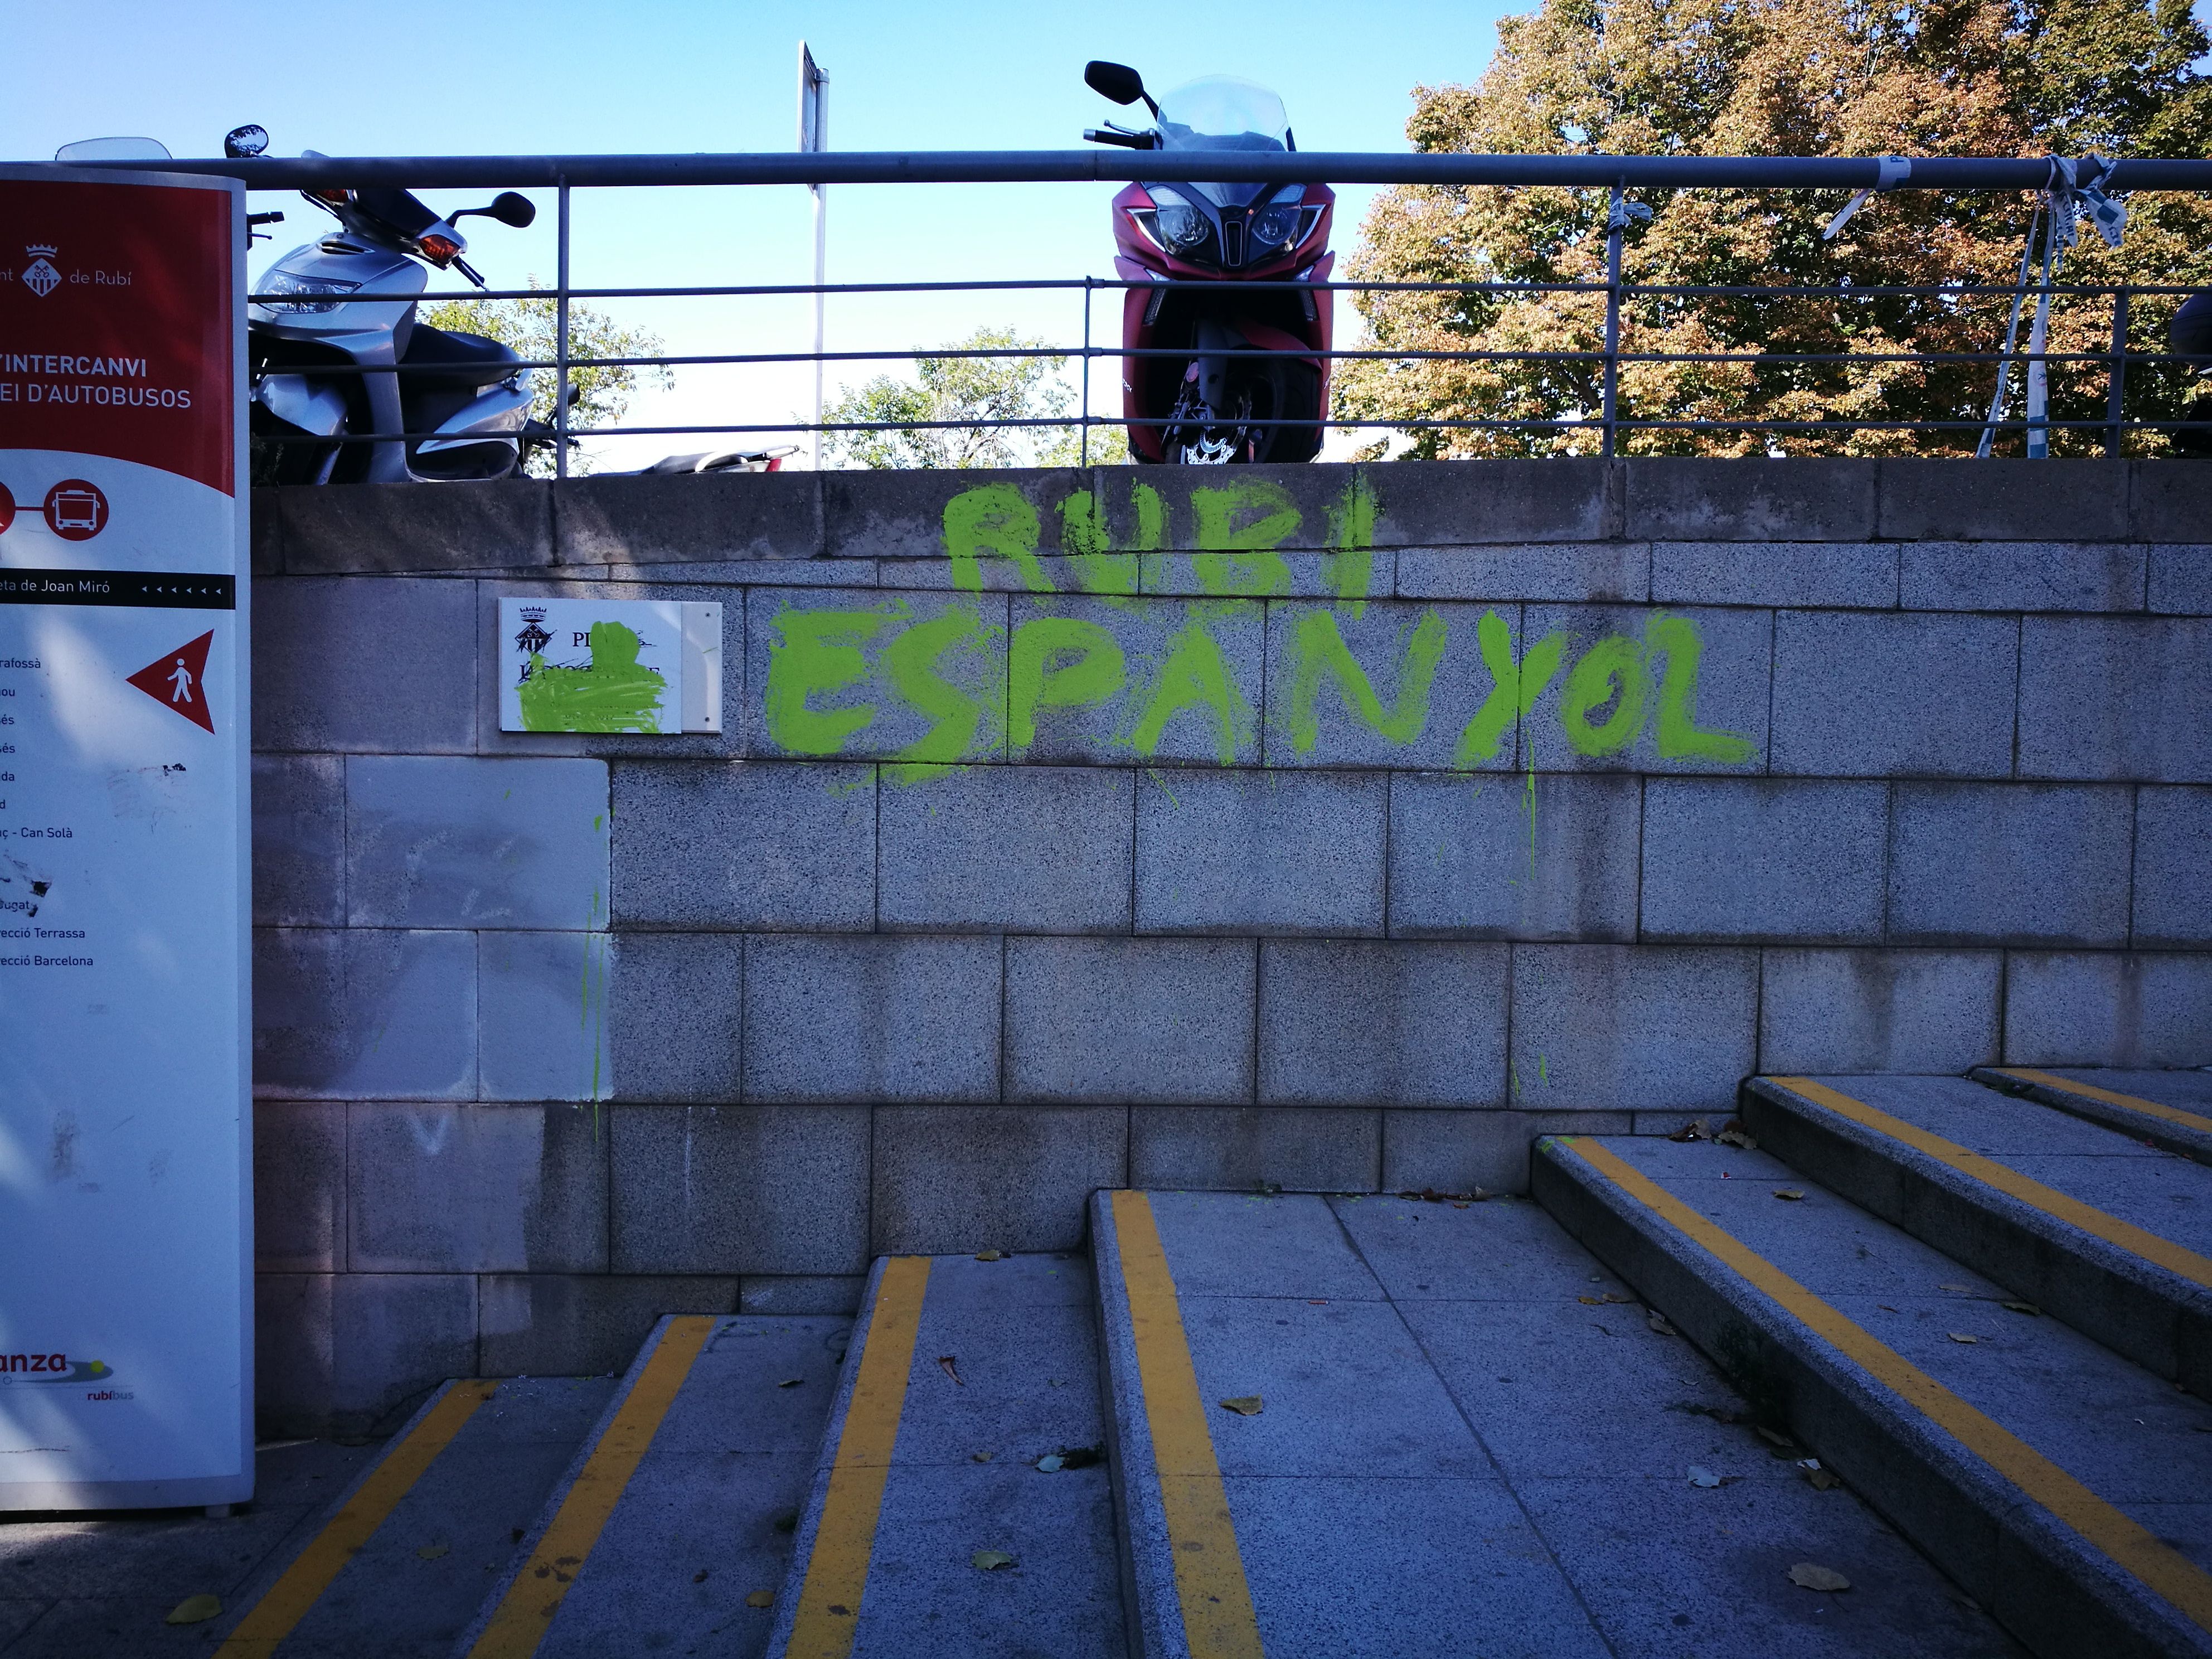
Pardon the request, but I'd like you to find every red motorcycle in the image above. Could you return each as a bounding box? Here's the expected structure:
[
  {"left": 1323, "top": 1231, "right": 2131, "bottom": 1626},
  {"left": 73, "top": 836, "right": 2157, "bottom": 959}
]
[{"left": 1084, "top": 62, "right": 1335, "bottom": 464}]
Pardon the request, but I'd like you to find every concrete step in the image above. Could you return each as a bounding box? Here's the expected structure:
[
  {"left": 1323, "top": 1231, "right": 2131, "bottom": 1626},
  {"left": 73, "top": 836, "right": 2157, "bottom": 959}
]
[
  {"left": 1971, "top": 1066, "right": 2212, "bottom": 1166},
  {"left": 1742, "top": 1074, "right": 2212, "bottom": 1396},
  {"left": 1092, "top": 1186, "right": 2017, "bottom": 1659},
  {"left": 1535, "top": 1131, "right": 2212, "bottom": 1659},
  {"left": 454, "top": 1313, "right": 850, "bottom": 1659},
  {"left": 764, "top": 1251, "right": 1123, "bottom": 1659},
  {"left": 204, "top": 1374, "right": 619, "bottom": 1658}
]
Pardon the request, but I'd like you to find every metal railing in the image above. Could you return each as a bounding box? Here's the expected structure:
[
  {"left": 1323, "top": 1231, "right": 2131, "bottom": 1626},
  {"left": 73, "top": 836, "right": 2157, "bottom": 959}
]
[{"left": 53, "top": 147, "right": 2212, "bottom": 469}]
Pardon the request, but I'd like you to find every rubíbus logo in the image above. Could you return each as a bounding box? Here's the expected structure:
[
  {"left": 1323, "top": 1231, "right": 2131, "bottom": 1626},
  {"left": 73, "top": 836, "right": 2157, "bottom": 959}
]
[
  {"left": 21, "top": 245, "right": 61, "bottom": 299},
  {"left": 0, "top": 1350, "right": 117, "bottom": 1387}
]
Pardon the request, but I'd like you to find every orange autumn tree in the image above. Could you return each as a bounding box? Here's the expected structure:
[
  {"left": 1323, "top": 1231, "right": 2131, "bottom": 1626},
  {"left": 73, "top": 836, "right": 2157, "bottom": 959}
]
[{"left": 1337, "top": 0, "right": 2212, "bottom": 454}]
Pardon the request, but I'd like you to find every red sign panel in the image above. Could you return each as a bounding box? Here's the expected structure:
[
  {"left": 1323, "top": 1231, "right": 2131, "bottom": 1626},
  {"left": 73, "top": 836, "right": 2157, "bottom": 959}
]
[{"left": 0, "top": 180, "right": 234, "bottom": 496}]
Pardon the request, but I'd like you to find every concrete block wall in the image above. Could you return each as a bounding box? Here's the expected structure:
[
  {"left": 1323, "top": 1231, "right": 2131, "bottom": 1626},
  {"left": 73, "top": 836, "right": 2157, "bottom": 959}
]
[{"left": 246, "top": 459, "right": 2212, "bottom": 1433}]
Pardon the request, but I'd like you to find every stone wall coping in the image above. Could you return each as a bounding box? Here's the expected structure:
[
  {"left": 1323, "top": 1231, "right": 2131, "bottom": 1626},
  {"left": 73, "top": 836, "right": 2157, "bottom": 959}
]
[{"left": 253, "top": 458, "right": 2212, "bottom": 579}]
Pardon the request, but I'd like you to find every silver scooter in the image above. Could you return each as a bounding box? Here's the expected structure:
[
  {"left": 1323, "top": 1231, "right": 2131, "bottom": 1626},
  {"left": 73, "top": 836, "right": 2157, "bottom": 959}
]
[{"left": 219, "top": 124, "right": 541, "bottom": 485}]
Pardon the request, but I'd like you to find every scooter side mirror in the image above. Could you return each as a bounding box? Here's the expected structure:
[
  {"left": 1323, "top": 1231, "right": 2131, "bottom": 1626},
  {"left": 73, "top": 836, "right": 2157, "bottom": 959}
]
[
  {"left": 455, "top": 192, "right": 537, "bottom": 229},
  {"left": 1085, "top": 61, "right": 1148, "bottom": 108},
  {"left": 224, "top": 125, "right": 270, "bottom": 159}
]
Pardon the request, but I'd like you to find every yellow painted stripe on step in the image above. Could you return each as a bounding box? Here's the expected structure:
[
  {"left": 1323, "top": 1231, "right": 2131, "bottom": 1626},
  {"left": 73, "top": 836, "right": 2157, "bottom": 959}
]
[
  {"left": 1559, "top": 1136, "right": 2212, "bottom": 1635},
  {"left": 467, "top": 1316, "right": 715, "bottom": 1659},
  {"left": 785, "top": 1255, "right": 932, "bottom": 1659},
  {"left": 1110, "top": 1190, "right": 1265, "bottom": 1659},
  {"left": 1770, "top": 1076, "right": 2212, "bottom": 1292},
  {"left": 1993, "top": 1068, "right": 2212, "bottom": 1139},
  {"left": 214, "top": 1379, "right": 498, "bottom": 1658}
]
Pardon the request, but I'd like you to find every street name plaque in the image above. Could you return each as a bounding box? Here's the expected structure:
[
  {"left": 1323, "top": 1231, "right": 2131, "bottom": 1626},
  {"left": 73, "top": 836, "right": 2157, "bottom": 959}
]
[{"left": 0, "top": 164, "right": 250, "bottom": 1511}]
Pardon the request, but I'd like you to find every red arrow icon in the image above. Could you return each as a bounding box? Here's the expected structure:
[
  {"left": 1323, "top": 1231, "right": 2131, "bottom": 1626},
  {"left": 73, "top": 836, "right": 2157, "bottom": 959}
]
[{"left": 128, "top": 630, "right": 215, "bottom": 733}]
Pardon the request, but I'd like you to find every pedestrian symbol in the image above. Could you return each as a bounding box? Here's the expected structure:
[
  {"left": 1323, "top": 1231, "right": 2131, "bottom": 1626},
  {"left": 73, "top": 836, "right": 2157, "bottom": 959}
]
[{"left": 127, "top": 630, "right": 215, "bottom": 732}]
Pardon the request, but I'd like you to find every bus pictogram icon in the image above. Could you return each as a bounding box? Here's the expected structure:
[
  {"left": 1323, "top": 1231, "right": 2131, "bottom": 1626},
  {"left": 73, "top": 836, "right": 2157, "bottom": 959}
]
[{"left": 43, "top": 479, "right": 108, "bottom": 541}]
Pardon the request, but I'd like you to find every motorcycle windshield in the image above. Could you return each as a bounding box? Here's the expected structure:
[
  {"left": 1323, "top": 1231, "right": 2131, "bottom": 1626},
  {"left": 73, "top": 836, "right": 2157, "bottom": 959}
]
[{"left": 1156, "top": 76, "right": 1289, "bottom": 208}]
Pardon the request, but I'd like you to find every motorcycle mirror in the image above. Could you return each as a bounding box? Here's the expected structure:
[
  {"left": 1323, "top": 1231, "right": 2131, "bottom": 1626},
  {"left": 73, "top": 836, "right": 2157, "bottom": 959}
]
[
  {"left": 455, "top": 192, "right": 537, "bottom": 229},
  {"left": 1085, "top": 61, "right": 1151, "bottom": 109},
  {"left": 224, "top": 124, "right": 270, "bottom": 159},
  {"left": 54, "top": 137, "right": 173, "bottom": 162}
]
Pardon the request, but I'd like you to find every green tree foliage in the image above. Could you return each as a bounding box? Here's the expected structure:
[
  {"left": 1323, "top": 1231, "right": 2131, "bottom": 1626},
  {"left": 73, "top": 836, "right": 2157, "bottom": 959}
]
[
  {"left": 1339, "top": 0, "right": 2212, "bottom": 454},
  {"left": 825, "top": 326, "right": 1127, "bottom": 468},
  {"left": 418, "top": 280, "right": 672, "bottom": 475}
]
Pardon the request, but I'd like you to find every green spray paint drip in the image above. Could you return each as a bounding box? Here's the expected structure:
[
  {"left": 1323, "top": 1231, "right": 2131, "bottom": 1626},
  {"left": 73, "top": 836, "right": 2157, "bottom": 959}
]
[
  {"left": 763, "top": 608, "right": 886, "bottom": 755},
  {"left": 1282, "top": 607, "right": 1445, "bottom": 754},
  {"left": 882, "top": 602, "right": 1005, "bottom": 783},
  {"left": 1646, "top": 612, "right": 1756, "bottom": 763},
  {"left": 1129, "top": 614, "right": 1254, "bottom": 765},
  {"left": 1322, "top": 472, "right": 1377, "bottom": 615},
  {"left": 517, "top": 622, "right": 668, "bottom": 734},
  {"left": 1129, "top": 482, "right": 1167, "bottom": 552},
  {"left": 1010, "top": 617, "right": 1127, "bottom": 748},
  {"left": 1457, "top": 610, "right": 1565, "bottom": 769},
  {"left": 1189, "top": 480, "right": 1298, "bottom": 596},
  {"left": 944, "top": 483, "right": 1052, "bottom": 594}
]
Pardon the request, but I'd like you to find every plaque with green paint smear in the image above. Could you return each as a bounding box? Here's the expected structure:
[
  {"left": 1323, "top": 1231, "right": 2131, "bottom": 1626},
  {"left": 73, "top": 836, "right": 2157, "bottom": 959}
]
[{"left": 498, "top": 597, "right": 722, "bottom": 734}]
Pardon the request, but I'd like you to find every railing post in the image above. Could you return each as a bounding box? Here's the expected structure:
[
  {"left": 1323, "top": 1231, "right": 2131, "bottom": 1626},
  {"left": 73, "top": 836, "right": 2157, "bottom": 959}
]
[
  {"left": 1079, "top": 276, "right": 1093, "bottom": 467},
  {"left": 2106, "top": 287, "right": 2129, "bottom": 458},
  {"left": 554, "top": 177, "right": 571, "bottom": 481},
  {"left": 1602, "top": 181, "right": 1624, "bottom": 458}
]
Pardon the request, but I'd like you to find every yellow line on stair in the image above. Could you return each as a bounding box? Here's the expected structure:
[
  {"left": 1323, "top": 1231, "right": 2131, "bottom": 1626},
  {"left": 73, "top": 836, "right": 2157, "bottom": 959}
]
[
  {"left": 1559, "top": 1136, "right": 2212, "bottom": 1636},
  {"left": 785, "top": 1255, "right": 932, "bottom": 1659},
  {"left": 1769, "top": 1076, "right": 2212, "bottom": 1292},
  {"left": 1992, "top": 1068, "right": 2212, "bottom": 1139},
  {"left": 1110, "top": 1190, "right": 1265, "bottom": 1659},
  {"left": 467, "top": 1315, "right": 715, "bottom": 1659},
  {"left": 215, "top": 1379, "right": 499, "bottom": 1659}
]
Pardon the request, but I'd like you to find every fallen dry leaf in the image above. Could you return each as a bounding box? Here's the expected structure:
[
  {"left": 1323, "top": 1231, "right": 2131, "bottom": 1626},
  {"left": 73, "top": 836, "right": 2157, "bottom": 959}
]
[
  {"left": 416, "top": 1543, "right": 449, "bottom": 1560},
  {"left": 1789, "top": 1563, "right": 1852, "bottom": 1593},
  {"left": 1648, "top": 1313, "right": 1681, "bottom": 1337},
  {"left": 1755, "top": 1427, "right": 1797, "bottom": 1450},
  {"left": 971, "top": 1451, "right": 994, "bottom": 1463},
  {"left": 166, "top": 1595, "right": 222, "bottom": 1626},
  {"left": 1688, "top": 1466, "right": 1722, "bottom": 1488},
  {"left": 938, "top": 1356, "right": 964, "bottom": 1386},
  {"left": 1669, "top": 1119, "right": 1710, "bottom": 1143},
  {"left": 1715, "top": 1120, "right": 1759, "bottom": 1151},
  {"left": 1808, "top": 1468, "right": 1841, "bottom": 1491},
  {"left": 2002, "top": 1302, "right": 2042, "bottom": 1316},
  {"left": 974, "top": 1250, "right": 1004, "bottom": 1262},
  {"left": 1773, "top": 1189, "right": 1806, "bottom": 1201},
  {"left": 745, "top": 1589, "right": 775, "bottom": 1608},
  {"left": 777, "top": 1377, "right": 803, "bottom": 1389},
  {"left": 1939, "top": 1283, "right": 1973, "bottom": 1293},
  {"left": 1219, "top": 1395, "right": 1264, "bottom": 1416},
  {"left": 972, "top": 1550, "right": 1016, "bottom": 1571},
  {"left": 1948, "top": 1332, "right": 1980, "bottom": 1344},
  {"left": 693, "top": 1570, "right": 709, "bottom": 1583},
  {"left": 1035, "top": 1454, "right": 1064, "bottom": 1472}
]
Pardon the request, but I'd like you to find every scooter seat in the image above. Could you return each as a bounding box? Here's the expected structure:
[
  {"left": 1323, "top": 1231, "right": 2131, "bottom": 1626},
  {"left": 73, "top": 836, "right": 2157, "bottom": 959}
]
[{"left": 400, "top": 323, "right": 517, "bottom": 389}]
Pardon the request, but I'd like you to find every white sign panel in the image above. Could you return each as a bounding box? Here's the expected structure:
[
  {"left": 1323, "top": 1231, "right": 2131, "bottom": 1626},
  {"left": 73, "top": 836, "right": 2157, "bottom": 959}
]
[
  {"left": 0, "top": 164, "right": 250, "bottom": 1511},
  {"left": 499, "top": 598, "right": 721, "bottom": 734}
]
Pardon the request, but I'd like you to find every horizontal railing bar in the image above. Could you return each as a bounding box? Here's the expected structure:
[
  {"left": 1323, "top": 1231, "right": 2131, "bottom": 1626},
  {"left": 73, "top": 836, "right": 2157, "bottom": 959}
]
[{"left": 42, "top": 148, "right": 2202, "bottom": 191}]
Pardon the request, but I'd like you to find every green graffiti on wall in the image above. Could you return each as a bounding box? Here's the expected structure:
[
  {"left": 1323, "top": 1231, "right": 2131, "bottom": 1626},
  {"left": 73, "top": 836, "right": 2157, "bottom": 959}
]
[{"left": 760, "top": 476, "right": 1755, "bottom": 773}]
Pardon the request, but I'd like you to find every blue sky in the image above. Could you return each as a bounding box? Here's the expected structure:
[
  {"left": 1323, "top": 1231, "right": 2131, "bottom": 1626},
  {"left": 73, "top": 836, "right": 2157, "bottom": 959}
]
[{"left": 3, "top": 1, "right": 1518, "bottom": 464}]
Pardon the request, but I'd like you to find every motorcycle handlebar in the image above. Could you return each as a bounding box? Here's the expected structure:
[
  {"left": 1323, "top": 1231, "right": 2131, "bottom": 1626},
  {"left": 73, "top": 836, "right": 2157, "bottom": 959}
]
[{"left": 1084, "top": 128, "right": 1157, "bottom": 150}]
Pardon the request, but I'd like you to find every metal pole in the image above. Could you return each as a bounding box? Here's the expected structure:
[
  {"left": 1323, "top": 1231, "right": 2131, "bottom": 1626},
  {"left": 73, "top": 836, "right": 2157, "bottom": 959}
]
[
  {"left": 555, "top": 178, "right": 571, "bottom": 479},
  {"left": 1602, "top": 183, "right": 1624, "bottom": 458},
  {"left": 2106, "top": 288, "right": 2129, "bottom": 458},
  {"left": 801, "top": 45, "right": 829, "bottom": 472},
  {"left": 1080, "top": 276, "right": 1092, "bottom": 466},
  {"left": 813, "top": 183, "right": 826, "bottom": 471}
]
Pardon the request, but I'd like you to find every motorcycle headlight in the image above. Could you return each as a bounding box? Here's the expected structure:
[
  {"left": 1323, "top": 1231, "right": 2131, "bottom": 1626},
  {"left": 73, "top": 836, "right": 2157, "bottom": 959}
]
[
  {"left": 1132, "top": 188, "right": 1212, "bottom": 257},
  {"left": 256, "top": 270, "right": 360, "bottom": 314},
  {"left": 1251, "top": 186, "right": 1308, "bottom": 253}
]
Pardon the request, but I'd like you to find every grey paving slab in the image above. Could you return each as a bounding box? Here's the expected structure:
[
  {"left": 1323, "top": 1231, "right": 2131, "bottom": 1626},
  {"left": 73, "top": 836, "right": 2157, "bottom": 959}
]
[
  {"left": 252, "top": 576, "right": 476, "bottom": 754},
  {"left": 1513, "top": 1474, "right": 2023, "bottom": 1659},
  {"left": 1386, "top": 770, "right": 1642, "bottom": 941},
  {"left": 477, "top": 929, "right": 617, "bottom": 1103},
  {"left": 225, "top": 1376, "right": 619, "bottom": 1659},
  {"left": 610, "top": 760, "right": 876, "bottom": 932},
  {"left": 1652, "top": 539, "right": 1898, "bottom": 608},
  {"left": 1379, "top": 1110, "right": 1635, "bottom": 1196},
  {"left": 251, "top": 927, "right": 477, "bottom": 1101},
  {"left": 1886, "top": 783, "right": 2133, "bottom": 947},
  {"left": 605, "top": 930, "right": 741, "bottom": 1102},
  {"left": 1770, "top": 609, "right": 2017, "bottom": 778},
  {"left": 477, "top": 1273, "right": 739, "bottom": 1378},
  {"left": 519, "top": 1316, "right": 852, "bottom": 1659},
  {"left": 1628, "top": 457, "right": 1879, "bottom": 541},
  {"left": 350, "top": 1101, "right": 608, "bottom": 1273},
  {"left": 1395, "top": 540, "right": 1648, "bottom": 603},
  {"left": 1794, "top": 1073, "right": 2167, "bottom": 1159},
  {"left": 2016, "top": 615, "right": 2212, "bottom": 783},
  {"left": 1135, "top": 767, "right": 1387, "bottom": 935},
  {"left": 1225, "top": 1474, "right": 1614, "bottom": 1659},
  {"left": 1508, "top": 943, "right": 1761, "bottom": 1115},
  {"left": 1899, "top": 540, "right": 2146, "bottom": 614},
  {"left": 252, "top": 753, "right": 345, "bottom": 927},
  {"left": 876, "top": 764, "right": 1133, "bottom": 933},
  {"left": 1641, "top": 779, "right": 1888, "bottom": 943},
  {"left": 743, "top": 933, "right": 1001, "bottom": 1103},
  {"left": 871, "top": 1105, "right": 1126, "bottom": 1255},
  {"left": 610, "top": 1103, "right": 870, "bottom": 1276},
  {"left": 1758, "top": 949, "right": 2002, "bottom": 1076},
  {"left": 1129, "top": 1105, "right": 1382, "bottom": 1192},
  {"left": 1258, "top": 938, "right": 1508, "bottom": 1105},
  {"left": 2003, "top": 951, "right": 2212, "bottom": 1070},
  {"left": 345, "top": 755, "right": 609, "bottom": 930},
  {"left": 1144, "top": 1191, "right": 1381, "bottom": 1301},
  {"left": 2150, "top": 544, "right": 2212, "bottom": 614},
  {"left": 2022, "top": 1068, "right": 2212, "bottom": 1113},
  {"left": 1330, "top": 1192, "right": 1643, "bottom": 1302},
  {"left": 2134, "top": 787, "right": 2212, "bottom": 947},
  {"left": 254, "top": 1099, "right": 346, "bottom": 1272},
  {"left": 1005, "top": 935, "right": 1255, "bottom": 1103}
]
